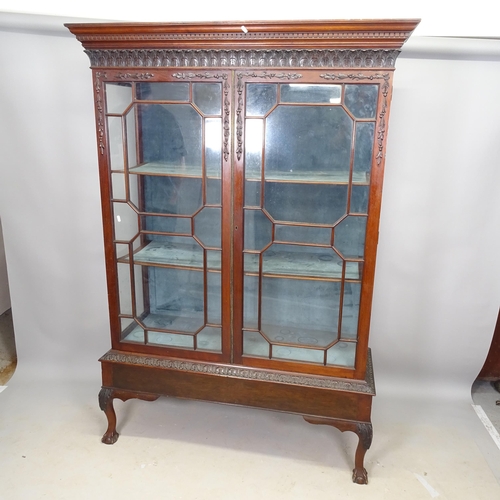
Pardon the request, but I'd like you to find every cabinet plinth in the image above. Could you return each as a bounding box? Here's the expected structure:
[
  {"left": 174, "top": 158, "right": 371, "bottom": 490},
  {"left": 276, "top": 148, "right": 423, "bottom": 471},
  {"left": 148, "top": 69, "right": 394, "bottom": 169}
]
[{"left": 67, "top": 19, "right": 419, "bottom": 484}]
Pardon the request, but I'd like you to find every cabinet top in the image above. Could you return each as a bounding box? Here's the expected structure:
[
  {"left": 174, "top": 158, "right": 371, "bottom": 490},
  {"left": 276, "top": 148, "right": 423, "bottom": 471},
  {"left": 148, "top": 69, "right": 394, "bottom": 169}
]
[{"left": 65, "top": 19, "right": 420, "bottom": 50}]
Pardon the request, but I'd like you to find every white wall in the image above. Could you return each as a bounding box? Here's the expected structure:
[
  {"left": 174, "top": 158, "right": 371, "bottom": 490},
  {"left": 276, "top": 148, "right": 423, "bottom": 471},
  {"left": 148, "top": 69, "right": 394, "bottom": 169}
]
[
  {"left": 0, "top": 220, "right": 11, "bottom": 314},
  {"left": 0, "top": 13, "right": 499, "bottom": 397}
]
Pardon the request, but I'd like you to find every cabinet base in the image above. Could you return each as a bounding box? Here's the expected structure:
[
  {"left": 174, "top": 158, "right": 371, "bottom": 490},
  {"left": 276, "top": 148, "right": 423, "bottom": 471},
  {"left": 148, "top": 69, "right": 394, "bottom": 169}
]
[{"left": 99, "top": 349, "right": 375, "bottom": 484}]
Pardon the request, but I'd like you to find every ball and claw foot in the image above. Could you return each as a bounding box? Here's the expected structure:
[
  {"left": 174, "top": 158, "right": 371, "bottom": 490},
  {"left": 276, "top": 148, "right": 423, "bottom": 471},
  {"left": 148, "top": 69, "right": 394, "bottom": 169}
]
[
  {"left": 102, "top": 430, "right": 119, "bottom": 445},
  {"left": 352, "top": 467, "right": 369, "bottom": 485}
]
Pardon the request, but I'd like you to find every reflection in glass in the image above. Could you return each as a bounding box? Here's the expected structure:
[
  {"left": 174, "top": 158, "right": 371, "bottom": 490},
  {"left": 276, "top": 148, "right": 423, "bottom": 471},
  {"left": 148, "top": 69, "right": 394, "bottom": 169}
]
[
  {"left": 207, "top": 272, "right": 221, "bottom": 324},
  {"left": 243, "top": 331, "right": 269, "bottom": 357},
  {"left": 126, "top": 107, "right": 137, "bottom": 169},
  {"left": 206, "top": 179, "right": 221, "bottom": 205},
  {"left": 122, "top": 321, "right": 145, "bottom": 344},
  {"left": 142, "top": 215, "right": 192, "bottom": 235},
  {"left": 281, "top": 84, "right": 341, "bottom": 104},
  {"left": 112, "top": 173, "right": 126, "bottom": 200},
  {"left": 113, "top": 203, "right": 138, "bottom": 241},
  {"left": 344, "top": 84, "right": 378, "bottom": 119},
  {"left": 243, "top": 275, "right": 259, "bottom": 329},
  {"left": 246, "top": 83, "right": 277, "bottom": 116},
  {"left": 205, "top": 118, "right": 222, "bottom": 178},
  {"left": 134, "top": 264, "right": 145, "bottom": 317},
  {"left": 193, "top": 83, "right": 222, "bottom": 115},
  {"left": 117, "top": 263, "right": 132, "bottom": 315},
  {"left": 273, "top": 345, "right": 323, "bottom": 364},
  {"left": 244, "top": 181, "right": 260, "bottom": 207},
  {"left": 334, "top": 216, "right": 367, "bottom": 259}
]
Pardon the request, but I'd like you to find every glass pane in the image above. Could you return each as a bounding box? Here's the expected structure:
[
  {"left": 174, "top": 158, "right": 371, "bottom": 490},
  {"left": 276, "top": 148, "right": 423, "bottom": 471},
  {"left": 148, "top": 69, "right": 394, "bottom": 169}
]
[
  {"left": 326, "top": 342, "right": 356, "bottom": 367},
  {"left": 139, "top": 103, "right": 201, "bottom": 172},
  {"left": 353, "top": 122, "right": 375, "bottom": 182},
  {"left": 113, "top": 203, "right": 138, "bottom": 241},
  {"left": 205, "top": 118, "right": 222, "bottom": 178},
  {"left": 126, "top": 107, "right": 137, "bottom": 169},
  {"left": 341, "top": 282, "right": 361, "bottom": 340},
  {"left": 243, "top": 331, "right": 269, "bottom": 357},
  {"left": 265, "top": 106, "right": 353, "bottom": 181},
  {"left": 134, "top": 264, "right": 145, "bottom": 317},
  {"left": 350, "top": 185, "right": 369, "bottom": 214},
  {"left": 261, "top": 277, "right": 340, "bottom": 350},
  {"left": 111, "top": 173, "right": 126, "bottom": 200},
  {"left": 117, "top": 263, "right": 132, "bottom": 315},
  {"left": 206, "top": 179, "right": 221, "bottom": 205},
  {"left": 121, "top": 320, "right": 145, "bottom": 344},
  {"left": 147, "top": 331, "right": 194, "bottom": 348},
  {"left": 262, "top": 244, "right": 343, "bottom": 279},
  {"left": 344, "top": 84, "right": 378, "bottom": 119},
  {"left": 272, "top": 345, "right": 324, "bottom": 364},
  {"left": 106, "top": 83, "right": 132, "bottom": 114},
  {"left": 243, "top": 274, "right": 259, "bottom": 330},
  {"left": 194, "top": 207, "right": 221, "bottom": 248},
  {"left": 281, "top": 84, "right": 341, "bottom": 104},
  {"left": 244, "top": 180, "right": 260, "bottom": 208},
  {"left": 197, "top": 327, "right": 222, "bottom": 352},
  {"left": 145, "top": 266, "right": 204, "bottom": 334},
  {"left": 245, "top": 119, "right": 263, "bottom": 180},
  {"left": 274, "top": 225, "right": 331, "bottom": 245},
  {"left": 136, "top": 82, "right": 189, "bottom": 101},
  {"left": 244, "top": 209, "right": 272, "bottom": 251},
  {"left": 108, "top": 116, "right": 124, "bottom": 170},
  {"left": 265, "top": 183, "right": 347, "bottom": 225},
  {"left": 115, "top": 243, "right": 129, "bottom": 260},
  {"left": 193, "top": 83, "right": 222, "bottom": 115},
  {"left": 207, "top": 250, "right": 222, "bottom": 272},
  {"left": 246, "top": 83, "right": 277, "bottom": 117},
  {"left": 143, "top": 176, "right": 202, "bottom": 215},
  {"left": 207, "top": 272, "right": 221, "bottom": 324},
  {"left": 142, "top": 215, "right": 192, "bottom": 235},
  {"left": 334, "top": 216, "right": 367, "bottom": 259},
  {"left": 129, "top": 172, "right": 139, "bottom": 208}
]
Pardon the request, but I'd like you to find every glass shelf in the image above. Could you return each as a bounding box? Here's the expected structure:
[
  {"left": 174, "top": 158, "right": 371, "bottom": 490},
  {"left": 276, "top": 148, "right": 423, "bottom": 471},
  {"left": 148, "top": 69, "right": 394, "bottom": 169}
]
[
  {"left": 119, "top": 241, "right": 222, "bottom": 271},
  {"left": 245, "top": 251, "right": 360, "bottom": 280},
  {"left": 120, "top": 241, "right": 361, "bottom": 281},
  {"left": 247, "top": 170, "right": 369, "bottom": 185},
  {"left": 129, "top": 162, "right": 221, "bottom": 179}
]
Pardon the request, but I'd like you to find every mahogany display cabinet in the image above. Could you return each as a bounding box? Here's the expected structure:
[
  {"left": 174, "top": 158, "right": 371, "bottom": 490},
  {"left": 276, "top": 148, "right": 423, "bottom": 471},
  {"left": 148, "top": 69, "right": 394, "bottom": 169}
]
[{"left": 67, "top": 19, "right": 419, "bottom": 484}]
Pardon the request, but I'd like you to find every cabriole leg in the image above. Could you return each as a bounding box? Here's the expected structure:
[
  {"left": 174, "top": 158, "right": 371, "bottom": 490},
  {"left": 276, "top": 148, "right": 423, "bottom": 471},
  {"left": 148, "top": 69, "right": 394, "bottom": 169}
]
[{"left": 98, "top": 387, "right": 160, "bottom": 445}]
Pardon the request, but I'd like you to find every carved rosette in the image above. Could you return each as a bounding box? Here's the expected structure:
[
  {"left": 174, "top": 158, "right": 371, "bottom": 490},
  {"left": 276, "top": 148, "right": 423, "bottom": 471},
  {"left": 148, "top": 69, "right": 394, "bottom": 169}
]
[
  {"left": 320, "top": 72, "right": 391, "bottom": 165},
  {"left": 100, "top": 351, "right": 376, "bottom": 395},
  {"left": 85, "top": 49, "right": 400, "bottom": 69}
]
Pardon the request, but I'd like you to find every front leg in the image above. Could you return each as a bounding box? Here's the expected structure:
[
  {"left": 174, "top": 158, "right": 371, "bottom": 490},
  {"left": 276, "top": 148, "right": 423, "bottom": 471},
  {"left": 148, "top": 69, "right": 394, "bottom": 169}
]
[
  {"left": 352, "top": 422, "right": 373, "bottom": 484},
  {"left": 98, "top": 387, "right": 160, "bottom": 444}
]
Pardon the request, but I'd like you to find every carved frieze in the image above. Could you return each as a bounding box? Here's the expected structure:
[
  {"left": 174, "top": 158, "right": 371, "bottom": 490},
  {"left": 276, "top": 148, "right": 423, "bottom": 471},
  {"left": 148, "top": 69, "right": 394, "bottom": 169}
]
[
  {"left": 100, "top": 351, "right": 376, "bottom": 395},
  {"left": 85, "top": 49, "right": 400, "bottom": 69}
]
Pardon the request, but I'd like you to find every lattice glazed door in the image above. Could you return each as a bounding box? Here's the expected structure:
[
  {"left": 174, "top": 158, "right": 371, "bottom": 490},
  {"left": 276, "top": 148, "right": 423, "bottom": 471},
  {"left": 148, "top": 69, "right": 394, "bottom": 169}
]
[
  {"left": 233, "top": 71, "right": 390, "bottom": 378},
  {"left": 104, "top": 73, "right": 232, "bottom": 363}
]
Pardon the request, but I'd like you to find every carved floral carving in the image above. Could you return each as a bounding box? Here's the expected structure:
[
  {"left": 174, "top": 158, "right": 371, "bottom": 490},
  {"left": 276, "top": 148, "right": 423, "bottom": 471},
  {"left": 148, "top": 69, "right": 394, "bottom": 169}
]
[
  {"left": 85, "top": 49, "right": 400, "bottom": 69},
  {"left": 100, "top": 351, "right": 376, "bottom": 394},
  {"left": 94, "top": 71, "right": 107, "bottom": 155}
]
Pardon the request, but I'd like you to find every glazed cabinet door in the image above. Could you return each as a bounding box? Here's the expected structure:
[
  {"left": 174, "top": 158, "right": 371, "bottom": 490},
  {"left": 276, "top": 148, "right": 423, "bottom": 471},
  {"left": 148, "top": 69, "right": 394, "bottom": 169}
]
[
  {"left": 233, "top": 71, "right": 391, "bottom": 377},
  {"left": 100, "top": 71, "right": 232, "bottom": 362}
]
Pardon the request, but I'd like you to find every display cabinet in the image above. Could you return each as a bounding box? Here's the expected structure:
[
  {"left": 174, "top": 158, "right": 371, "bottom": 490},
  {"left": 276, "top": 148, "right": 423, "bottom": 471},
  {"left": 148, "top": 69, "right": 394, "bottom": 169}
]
[{"left": 67, "top": 20, "right": 419, "bottom": 484}]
